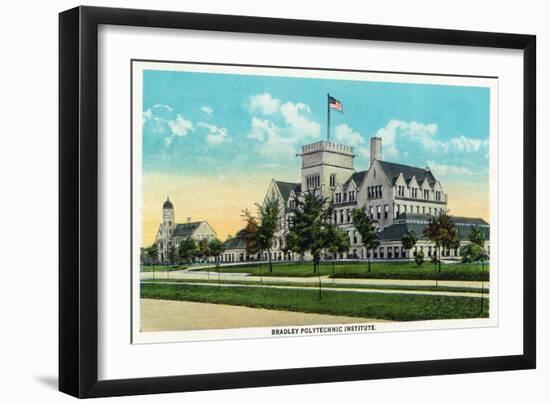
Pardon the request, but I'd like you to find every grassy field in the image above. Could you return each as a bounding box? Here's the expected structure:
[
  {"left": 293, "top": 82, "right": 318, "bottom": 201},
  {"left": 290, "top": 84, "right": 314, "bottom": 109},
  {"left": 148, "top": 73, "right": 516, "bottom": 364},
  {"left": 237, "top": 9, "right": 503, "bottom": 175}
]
[
  {"left": 141, "top": 283, "right": 489, "bottom": 321},
  {"left": 147, "top": 278, "right": 489, "bottom": 294},
  {"left": 141, "top": 265, "right": 188, "bottom": 272},
  {"left": 200, "top": 261, "right": 489, "bottom": 281}
]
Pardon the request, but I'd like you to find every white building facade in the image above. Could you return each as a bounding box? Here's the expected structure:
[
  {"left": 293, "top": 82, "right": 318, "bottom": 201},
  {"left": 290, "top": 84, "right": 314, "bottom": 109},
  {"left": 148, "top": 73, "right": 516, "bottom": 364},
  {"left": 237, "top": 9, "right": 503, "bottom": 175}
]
[
  {"left": 154, "top": 197, "right": 217, "bottom": 262},
  {"left": 224, "top": 136, "right": 489, "bottom": 262}
]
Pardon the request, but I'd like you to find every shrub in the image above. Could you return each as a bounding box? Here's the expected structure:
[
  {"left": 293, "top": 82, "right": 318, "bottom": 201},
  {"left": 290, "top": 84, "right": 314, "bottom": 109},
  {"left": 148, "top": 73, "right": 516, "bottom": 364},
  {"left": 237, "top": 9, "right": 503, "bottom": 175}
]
[
  {"left": 414, "top": 250, "right": 425, "bottom": 266},
  {"left": 460, "top": 244, "right": 484, "bottom": 263}
]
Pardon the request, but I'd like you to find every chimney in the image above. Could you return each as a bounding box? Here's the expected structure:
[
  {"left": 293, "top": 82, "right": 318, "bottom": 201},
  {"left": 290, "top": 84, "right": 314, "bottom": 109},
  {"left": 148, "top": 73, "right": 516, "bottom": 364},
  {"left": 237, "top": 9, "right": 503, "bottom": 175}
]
[
  {"left": 187, "top": 217, "right": 192, "bottom": 223},
  {"left": 370, "top": 137, "right": 382, "bottom": 164}
]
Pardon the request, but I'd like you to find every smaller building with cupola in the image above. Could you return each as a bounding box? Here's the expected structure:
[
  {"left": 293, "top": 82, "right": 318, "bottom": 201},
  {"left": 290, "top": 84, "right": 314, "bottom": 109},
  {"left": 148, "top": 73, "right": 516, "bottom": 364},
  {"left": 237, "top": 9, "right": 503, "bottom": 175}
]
[{"left": 154, "top": 197, "right": 217, "bottom": 262}]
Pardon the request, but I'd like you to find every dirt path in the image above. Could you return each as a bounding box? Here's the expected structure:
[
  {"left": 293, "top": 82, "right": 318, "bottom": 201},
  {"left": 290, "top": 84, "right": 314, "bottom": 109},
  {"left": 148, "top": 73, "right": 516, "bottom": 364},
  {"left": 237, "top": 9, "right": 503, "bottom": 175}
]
[
  {"left": 140, "top": 299, "right": 387, "bottom": 332},
  {"left": 141, "top": 271, "right": 489, "bottom": 289}
]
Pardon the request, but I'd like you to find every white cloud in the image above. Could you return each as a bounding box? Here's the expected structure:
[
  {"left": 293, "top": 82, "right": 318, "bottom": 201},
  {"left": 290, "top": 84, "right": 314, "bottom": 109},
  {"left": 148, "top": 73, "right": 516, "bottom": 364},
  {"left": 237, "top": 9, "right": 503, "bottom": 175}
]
[
  {"left": 449, "top": 135, "right": 485, "bottom": 152},
  {"left": 373, "top": 120, "right": 408, "bottom": 158},
  {"left": 280, "top": 102, "right": 321, "bottom": 138},
  {"left": 374, "top": 119, "right": 488, "bottom": 157},
  {"left": 389, "top": 120, "right": 442, "bottom": 152},
  {"left": 426, "top": 160, "right": 473, "bottom": 176},
  {"left": 247, "top": 117, "right": 296, "bottom": 157},
  {"left": 152, "top": 104, "right": 173, "bottom": 112},
  {"left": 334, "top": 124, "right": 365, "bottom": 147},
  {"left": 200, "top": 106, "right": 213, "bottom": 115},
  {"left": 143, "top": 108, "right": 152, "bottom": 120},
  {"left": 246, "top": 98, "right": 322, "bottom": 158},
  {"left": 168, "top": 114, "right": 194, "bottom": 136},
  {"left": 198, "top": 122, "right": 229, "bottom": 145},
  {"left": 246, "top": 93, "right": 281, "bottom": 115},
  {"left": 247, "top": 117, "right": 272, "bottom": 141}
]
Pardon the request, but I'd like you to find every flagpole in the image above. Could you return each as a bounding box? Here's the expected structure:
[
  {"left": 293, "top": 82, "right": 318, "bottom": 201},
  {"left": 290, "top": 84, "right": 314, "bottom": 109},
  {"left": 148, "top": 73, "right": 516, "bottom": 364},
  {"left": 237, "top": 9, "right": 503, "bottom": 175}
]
[{"left": 327, "top": 93, "right": 330, "bottom": 142}]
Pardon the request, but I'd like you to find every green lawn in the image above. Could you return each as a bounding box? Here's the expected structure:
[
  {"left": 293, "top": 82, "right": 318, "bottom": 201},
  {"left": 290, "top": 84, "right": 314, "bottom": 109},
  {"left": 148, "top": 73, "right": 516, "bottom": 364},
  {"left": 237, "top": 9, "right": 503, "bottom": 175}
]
[
  {"left": 201, "top": 261, "right": 489, "bottom": 281},
  {"left": 140, "top": 265, "right": 188, "bottom": 272},
  {"left": 141, "top": 283, "right": 489, "bottom": 321}
]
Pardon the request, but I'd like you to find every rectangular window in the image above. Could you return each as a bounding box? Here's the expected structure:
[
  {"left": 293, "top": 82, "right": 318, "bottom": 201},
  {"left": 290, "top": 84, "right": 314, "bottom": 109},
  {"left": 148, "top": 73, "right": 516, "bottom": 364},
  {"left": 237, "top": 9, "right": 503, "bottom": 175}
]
[
  {"left": 379, "top": 248, "right": 384, "bottom": 259},
  {"left": 353, "top": 231, "right": 358, "bottom": 244},
  {"left": 347, "top": 209, "right": 351, "bottom": 222},
  {"left": 330, "top": 174, "right": 336, "bottom": 188},
  {"left": 340, "top": 210, "right": 344, "bottom": 223},
  {"left": 384, "top": 204, "right": 389, "bottom": 219},
  {"left": 369, "top": 206, "right": 374, "bottom": 219},
  {"left": 376, "top": 205, "right": 381, "bottom": 219}
]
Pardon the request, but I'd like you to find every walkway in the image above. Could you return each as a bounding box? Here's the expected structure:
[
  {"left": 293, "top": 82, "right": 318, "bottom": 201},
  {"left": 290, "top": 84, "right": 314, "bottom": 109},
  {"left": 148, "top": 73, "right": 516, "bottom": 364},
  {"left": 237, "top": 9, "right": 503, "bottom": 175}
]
[
  {"left": 141, "top": 299, "right": 386, "bottom": 332},
  {"left": 142, "top": 280, "right": 488, "bottom": 298}
]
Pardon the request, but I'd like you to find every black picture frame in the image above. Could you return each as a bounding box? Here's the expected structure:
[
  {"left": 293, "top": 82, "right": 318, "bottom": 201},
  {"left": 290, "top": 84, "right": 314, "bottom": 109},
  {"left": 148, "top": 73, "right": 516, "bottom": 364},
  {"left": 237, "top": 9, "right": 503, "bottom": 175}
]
[{"left": 59, "top": 6, "right": 536, "bottom": 398}]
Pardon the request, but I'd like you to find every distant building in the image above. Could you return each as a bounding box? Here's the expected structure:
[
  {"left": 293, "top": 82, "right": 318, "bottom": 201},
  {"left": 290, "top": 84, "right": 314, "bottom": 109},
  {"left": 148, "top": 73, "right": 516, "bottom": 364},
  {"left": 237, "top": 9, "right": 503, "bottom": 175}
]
[
  {"left": 223, "top": 137, "right": 489, "bottom": 263},
  {"left": 154, "top": 197, "right": 217, "bottom": 262}
]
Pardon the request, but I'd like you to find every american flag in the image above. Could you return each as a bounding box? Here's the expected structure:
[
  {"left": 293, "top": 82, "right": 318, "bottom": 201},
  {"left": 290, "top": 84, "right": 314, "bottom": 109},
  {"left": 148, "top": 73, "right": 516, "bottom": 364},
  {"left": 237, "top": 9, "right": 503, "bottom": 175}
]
[{"left": 328, "top": 95, "right": 343, "bottom": 113}]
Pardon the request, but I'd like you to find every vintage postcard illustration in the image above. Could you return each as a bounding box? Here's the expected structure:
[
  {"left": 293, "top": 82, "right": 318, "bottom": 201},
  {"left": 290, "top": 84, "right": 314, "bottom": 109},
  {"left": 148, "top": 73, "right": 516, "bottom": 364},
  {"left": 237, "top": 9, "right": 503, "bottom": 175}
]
[{"left": 131, "top": 61, "right": 496, "bottom": 343}]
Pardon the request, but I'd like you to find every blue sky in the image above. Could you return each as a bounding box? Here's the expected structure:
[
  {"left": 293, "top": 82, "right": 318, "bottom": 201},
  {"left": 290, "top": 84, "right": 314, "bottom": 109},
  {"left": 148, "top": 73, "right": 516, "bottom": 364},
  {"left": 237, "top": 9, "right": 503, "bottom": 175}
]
[{"left": 142, "top": 69, "right": 491, "bottom": 185}]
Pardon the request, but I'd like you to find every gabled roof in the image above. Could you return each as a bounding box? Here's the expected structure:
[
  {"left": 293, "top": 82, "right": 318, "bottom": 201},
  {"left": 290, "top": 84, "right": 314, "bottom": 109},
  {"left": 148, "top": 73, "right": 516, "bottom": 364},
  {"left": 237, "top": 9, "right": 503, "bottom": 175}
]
[
  {"left": 275, "top": 181, "right": 301, "bottom": 202},
  {"left": 378, "top": 160, "right": 437, "bottom": 186},
  {"left": 225, "top": 229, "right": 247, "bottom": 250},
  {"left": 344, "top": 170, "right": 368, "bottom": 188},
  {"left": 172, "top": 222, "right": 202, "bottom": 237}
]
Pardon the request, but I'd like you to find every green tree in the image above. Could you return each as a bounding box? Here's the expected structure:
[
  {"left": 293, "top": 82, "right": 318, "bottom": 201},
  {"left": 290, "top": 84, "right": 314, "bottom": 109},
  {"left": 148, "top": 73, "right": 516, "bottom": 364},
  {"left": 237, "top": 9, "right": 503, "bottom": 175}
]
[
  {"left": 257, "top": 198, "right": 280, "bottom": 273},
  {"left": 469, "top": 226, "right": 485, "bottom": 247},
  {"left": 351, "top": 207, "right": 380, "bottom": 272},
  {"left": 146, "top": 243, "right": 159, "bottom": 281},
  {"left": 167, "top": 244, "right": 177, "bottom": 265},
  {"left": 178, "top": 237, "right": 197, "bottom": 265},
  {"left": 208, "top": 238, "right": 226, "bottom": 287},
  {"left": 287, "top": 192, "right": 333, "bottom": 275},
  {"left": 197, "top": 238, "right": 211, "bottom": 261},
  {"left": 401, "top": 229, "right": 418, "bottom": 260},
  {"left": 241, "top": 209, "right": 261, "bottom": 258},
  {"left": 197, "top": 238, "right": 212, "bottom": 279},
  {"left": 423, "top": 210, "right": 460, "bottom": 273},
  {"left": 326, "top": 225, "right": 350, "bottom": 282}
]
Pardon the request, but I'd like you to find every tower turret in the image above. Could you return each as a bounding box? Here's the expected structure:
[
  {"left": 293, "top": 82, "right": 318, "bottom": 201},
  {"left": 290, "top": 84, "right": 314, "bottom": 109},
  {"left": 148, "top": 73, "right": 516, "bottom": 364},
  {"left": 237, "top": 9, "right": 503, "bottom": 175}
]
[
  {"left": 162, "top": 197, "right": 175, "bottom": 235},
  {"left": 299, "top": 141, "right": 355, "bottom": 197}
]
